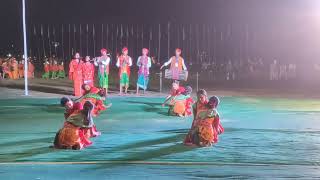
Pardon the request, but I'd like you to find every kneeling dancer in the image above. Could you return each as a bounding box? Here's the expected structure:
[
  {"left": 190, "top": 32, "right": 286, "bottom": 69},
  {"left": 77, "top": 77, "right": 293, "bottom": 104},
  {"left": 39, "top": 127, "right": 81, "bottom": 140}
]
[
  {"left": 54, "top": 98, "right": 94, "bottom": 150},
  {"left": 184, "top": 92, "right": 224, "bottom": 147}
]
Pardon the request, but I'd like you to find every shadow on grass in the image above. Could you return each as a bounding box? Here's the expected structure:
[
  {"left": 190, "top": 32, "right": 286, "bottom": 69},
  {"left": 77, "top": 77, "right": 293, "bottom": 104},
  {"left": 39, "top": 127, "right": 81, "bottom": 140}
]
[
  {"left": 53, "top": 133, "right": 189, "bottom": 163},
  {"left": 0, "top": 146, "right": 55, "bottom": 162},
  {"left": 0, "top": 137, "right": 52, "bottom": 147},
  {"left": 90, "top": 143, "right": 196, "bottom": 170},
  {"left": 124, "top": 100, "right": 163, "bottom": 107}
]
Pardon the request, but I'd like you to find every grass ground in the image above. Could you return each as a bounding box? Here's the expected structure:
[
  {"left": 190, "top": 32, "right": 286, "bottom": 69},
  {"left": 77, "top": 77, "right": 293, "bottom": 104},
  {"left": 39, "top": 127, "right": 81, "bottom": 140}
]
[{"left": 0, "top": 88, "right": 320, "bottom": 179}]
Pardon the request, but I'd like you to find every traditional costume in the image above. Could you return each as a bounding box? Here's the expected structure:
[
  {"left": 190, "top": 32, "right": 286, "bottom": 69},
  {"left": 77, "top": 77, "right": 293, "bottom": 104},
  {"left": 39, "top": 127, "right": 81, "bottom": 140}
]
[
  {"left": 83, "top": 57, "right": 95, "bottom": 88},
  {"left": 78, "top": 86, "right": 109, "bottom": 137},
  {"left": 161, "top": 48, "right": 187, "bottom": 80},
  {"left": 136, "top": 49, "right": 152, "bottom": 91},
  {"left": 94, "top": 49, "right": 111, "bottom": 90},
  {"left": 80, "top": 86, "right": 107, "bottom": 117},
  {"left": 27, "top": 61, "right": 35, "bottom": 78},
  {"left": 116, "top": 47, "right": 132, "bottom": 94},
  {"left": 69, "top": 56, "right": 83, "bottom": 96},
  {"left": 2, "top": 61, "right": 11, "bottom": 79},
  {"left": 167, "top": 86, "right": 194, "bottom": 117},
  {"left": 51, "top": 61, "right": 59, "bottom": 79},
  {"left": 42, "top": 61, "right": 50, "bottom": 79},
  {"left": 184, "top": 96, "right": 224, "bottom": 147},
  {"left": 11, "top": 59, "right": 19, "bottom": 79},
  {"left": 54, "top": 100, "right": 94, "bottom": 150},
  {"left": 18, "top": 61, "right": 24, "bottom": 78},
  {"left": 57, "top": 62, "right": 66, "bottom": 78}
]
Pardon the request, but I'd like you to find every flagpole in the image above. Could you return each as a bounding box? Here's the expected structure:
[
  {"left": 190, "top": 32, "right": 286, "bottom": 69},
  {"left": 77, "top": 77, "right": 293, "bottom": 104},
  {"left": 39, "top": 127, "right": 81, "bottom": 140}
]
[
  {"left": 158, "top": 24, "right": 161, "bottom": 62},
  {"left": 22, "top": 0, "right": 28, "bottom": 96},
  {"left": 167, "top": 22, "right": 170, "bottom": 58}
]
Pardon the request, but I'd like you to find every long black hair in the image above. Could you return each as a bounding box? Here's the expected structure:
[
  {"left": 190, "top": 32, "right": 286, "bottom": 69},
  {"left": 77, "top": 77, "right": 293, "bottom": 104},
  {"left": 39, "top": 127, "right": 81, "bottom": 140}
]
[{"left": 82, "top": 101, "right": 94, "bottom": 126}]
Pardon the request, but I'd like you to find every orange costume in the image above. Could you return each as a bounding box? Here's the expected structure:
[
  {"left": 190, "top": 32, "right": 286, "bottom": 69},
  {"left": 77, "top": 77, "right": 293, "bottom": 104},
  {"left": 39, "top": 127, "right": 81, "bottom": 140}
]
[
  {"left": 27, "top": 62, "right": 35, "bottom": 78},
  {"left": 69, "top": 59, "right": 83, "bottom": 96},
  {"left": 18, "top": 62, "right": 24, "bottom": 78},
  {"left": 82, "top": 62, "right": 95, "bottom": 87},
  {"left": 2, "top": 62, "right": 12, "bottom": 78},
  {"left": 11, "top": 60, "right": 19, "bottom": 79}
]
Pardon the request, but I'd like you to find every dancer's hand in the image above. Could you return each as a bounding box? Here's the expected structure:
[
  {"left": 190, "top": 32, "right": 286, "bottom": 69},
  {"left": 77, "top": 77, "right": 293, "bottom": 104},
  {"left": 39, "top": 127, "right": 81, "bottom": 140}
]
[
  {"left": 160, "top": 65, "right": 164, "bottom": 70},
  {"left": 162, "top": 103, "right": 165, "bottom": 107}
]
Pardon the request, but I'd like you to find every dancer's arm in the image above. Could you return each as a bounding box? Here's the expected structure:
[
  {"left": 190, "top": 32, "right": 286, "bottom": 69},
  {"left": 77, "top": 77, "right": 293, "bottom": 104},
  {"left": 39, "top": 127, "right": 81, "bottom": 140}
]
[{"left": 160, "top": 58, "right": 172, "bottom": 69}]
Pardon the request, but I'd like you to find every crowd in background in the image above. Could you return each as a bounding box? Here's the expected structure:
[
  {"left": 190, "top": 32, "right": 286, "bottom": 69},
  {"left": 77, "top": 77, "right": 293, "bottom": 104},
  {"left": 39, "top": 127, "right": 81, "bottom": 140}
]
[
  {"left": 0, "top": 55, "right": 35, "bottom": 79},
  {"left": 193, "top": 58, "right": 298, "bottom": 81},
  {"left": 0, "top": 52, "right": 301, "bottom": 83}
]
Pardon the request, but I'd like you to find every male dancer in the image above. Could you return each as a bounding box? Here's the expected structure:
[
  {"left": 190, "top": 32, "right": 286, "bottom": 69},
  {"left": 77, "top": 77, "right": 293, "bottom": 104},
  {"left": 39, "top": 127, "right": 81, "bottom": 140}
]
[
  {"left": 136, "top": 48, "right": 152, "bottom": 95},
  {"left": 116, "top": 47, "right": 132, "bottom": 95},
  {"left": 160, "top": 48, "right": 187, "bottom": 80},
  {"left": 94, "top": 48, "right": 111, "bottom": 95}
]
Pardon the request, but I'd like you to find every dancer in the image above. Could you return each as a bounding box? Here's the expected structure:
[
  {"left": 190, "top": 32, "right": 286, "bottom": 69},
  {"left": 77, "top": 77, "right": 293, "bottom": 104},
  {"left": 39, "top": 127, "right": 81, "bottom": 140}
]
[
  {"left": 116, "top": 47, "right": 132, "bottom": 95},
  {"left": 160, "top": 48, "right": 187, "bottom": 81},
  {"left": 51, "top": 59, "right": 59, "bottom": 79},
  {"left": 80, "top": 84, "right": 112, "bottom": 117},
  {"left": 83, "top": 56, "right": 95, "bottom": 87},
  {"left": 94, "top": 48, "right": 111, "bottom": 95},
  {"left": 42, "top": 59, "right": 50, "bottom": 79},
  {"left": 79, "top": 84, "right": 112, "bottom": 137},
  {"left": 18, "top": 60, "right": 24, "bottom": 78},
  {"left": 136, "top": 48, "right": 152, "bottom": 95},
  {"left": 167, "top": 86, "right": 193, "bottom": 117},
  {"left": 27, "top": 59, "right": 35, "bottom": 78},
  {"left": 162, "top": 81, "right": 181, "bottom": 107},
  {"left": 11, "top": 58, "right": 19, "bottom": 79},
  {"left": 69, "top": 53, "right": 83, "bottom": 96},
  {"left": 183, "top": 86, "right": 194, "bottom": 117},
  {"left": 184, "top": 93, "right": 224, "bottom": 147},
  {"left": 2, "top": 60, "right": 11, "bottom": 79},
  {"left": 54, "top": 98, "right": 94, "bottom": 150},
  {"left": 57, "top": 62, "right": 66, "bottom": 78}
]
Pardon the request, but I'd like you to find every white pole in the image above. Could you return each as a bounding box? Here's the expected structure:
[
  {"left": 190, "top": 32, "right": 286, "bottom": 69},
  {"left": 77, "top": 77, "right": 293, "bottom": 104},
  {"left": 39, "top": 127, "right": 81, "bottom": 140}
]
[{"left": 22, "top": 0, "right": 29, "bottom": 95}]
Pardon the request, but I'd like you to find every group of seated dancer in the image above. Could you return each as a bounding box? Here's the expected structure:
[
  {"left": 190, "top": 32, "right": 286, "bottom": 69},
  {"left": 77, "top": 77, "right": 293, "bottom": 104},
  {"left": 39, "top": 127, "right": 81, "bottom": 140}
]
[
  {"left": 184, "top": 89, "right": 224, "bottom": 147},
  {"left": 162, "top": 81, "right": 194, "bottom": 117},
  {"left": 162, "top": 82, "right": 224, "bottom": 147},
  {"left": 53, "top": 85, "right": 223, "bottom": 149},
  {"left": 53, "top": 84, "right": 112, "bottom": 150}
]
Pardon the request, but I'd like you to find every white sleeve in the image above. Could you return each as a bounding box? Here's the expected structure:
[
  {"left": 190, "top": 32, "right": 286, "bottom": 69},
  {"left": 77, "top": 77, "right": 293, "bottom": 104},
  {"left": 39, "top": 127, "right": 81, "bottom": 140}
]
[
  {"left": 182, "top": 58, "right": 187, "bottom": 70},
  {"left": 101, "top": 57, "right": 109, "bottom": 65},
  {"left": 148, "top": 57, "right": 152, "bottom": 68},
  {"left": 136, "top": 57, "right": 141, "bottom": 67},
  {"left": 106, "top": 57, "right": 110, "bottom": 65},
  {"left": 163, "top": 58, "right": 172, "bottom": 66},
  {"left": 128, "top": 57, "right": 133, "bottom": 66},
  {"left": 94, "top": 57, "right": 98, "bottom": 66},
  {"left": 116, "top": 58, "right": 120, "bottom": 67}
]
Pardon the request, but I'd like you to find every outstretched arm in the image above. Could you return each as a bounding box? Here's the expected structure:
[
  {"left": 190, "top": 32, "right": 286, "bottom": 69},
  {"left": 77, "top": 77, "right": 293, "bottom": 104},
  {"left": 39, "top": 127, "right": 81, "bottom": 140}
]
[
  {"left": 160, "top": 58, "right": 172, "bottom": 69},
  {"left": 162, "top": 94, "right": 174, "bottom": 107},
  {"left": 182, "top": 58, "right": 187, "bottom": 70}
]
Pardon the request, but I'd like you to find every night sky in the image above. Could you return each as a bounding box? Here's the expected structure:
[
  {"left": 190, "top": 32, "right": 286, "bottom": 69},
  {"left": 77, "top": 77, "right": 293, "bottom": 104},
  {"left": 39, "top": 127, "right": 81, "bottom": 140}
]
[{"left": 0, "top": 0, "right": 319, "bottom": 55}]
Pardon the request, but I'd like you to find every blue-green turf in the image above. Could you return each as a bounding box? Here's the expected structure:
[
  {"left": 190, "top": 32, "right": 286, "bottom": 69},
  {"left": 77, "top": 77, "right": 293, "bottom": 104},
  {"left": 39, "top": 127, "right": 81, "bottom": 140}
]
[{"left": 0, "top": 97, "right": 320, "bottom": 179}]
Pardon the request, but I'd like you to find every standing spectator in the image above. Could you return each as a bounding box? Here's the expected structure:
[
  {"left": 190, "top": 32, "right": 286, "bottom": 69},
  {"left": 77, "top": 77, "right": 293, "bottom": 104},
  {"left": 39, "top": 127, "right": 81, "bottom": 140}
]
[
  {"left": 226, "top": 60, "right": 235, "bottom": 80},
  {"left": 270, "top": 59, "right": 279, "bottom": 80},
  {"left": 69, "top": 53, "right": 83, "bottom": 96}
]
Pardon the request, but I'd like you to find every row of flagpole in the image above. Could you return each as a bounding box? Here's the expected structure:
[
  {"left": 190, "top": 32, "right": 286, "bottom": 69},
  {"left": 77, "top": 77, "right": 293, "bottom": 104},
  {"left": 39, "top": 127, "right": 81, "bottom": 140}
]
[{"left": 29, "top": 23, "right": 253, "bottom": 65}]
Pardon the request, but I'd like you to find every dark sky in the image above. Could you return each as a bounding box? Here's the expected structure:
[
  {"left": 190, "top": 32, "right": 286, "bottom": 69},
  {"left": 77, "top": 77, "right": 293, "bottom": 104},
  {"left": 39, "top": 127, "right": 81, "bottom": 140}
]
[{"left": 0, "top": 0, "right": 319, "bottom": 52}]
